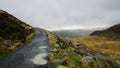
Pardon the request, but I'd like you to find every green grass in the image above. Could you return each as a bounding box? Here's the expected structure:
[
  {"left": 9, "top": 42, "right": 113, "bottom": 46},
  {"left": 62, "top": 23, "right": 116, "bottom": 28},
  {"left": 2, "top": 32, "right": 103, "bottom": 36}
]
[{"left": 0, "top": 31, "right": 34, "bottom": 58}]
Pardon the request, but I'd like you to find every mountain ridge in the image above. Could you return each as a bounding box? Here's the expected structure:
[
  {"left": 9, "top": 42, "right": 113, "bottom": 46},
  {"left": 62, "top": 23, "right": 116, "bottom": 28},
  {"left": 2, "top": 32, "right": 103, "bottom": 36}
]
[
  {"left": 52, "top": 29, "right": 95, "bottom": 38},
  {"left": 91, "top": 24, "right": 120, "bottom": 41}
]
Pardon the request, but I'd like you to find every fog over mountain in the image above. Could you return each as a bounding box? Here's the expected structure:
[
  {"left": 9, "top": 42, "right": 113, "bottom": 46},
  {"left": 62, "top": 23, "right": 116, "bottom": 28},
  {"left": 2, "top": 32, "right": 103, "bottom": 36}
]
[{"left": 0, "top": 0, "right": 120, "bottom": 30}]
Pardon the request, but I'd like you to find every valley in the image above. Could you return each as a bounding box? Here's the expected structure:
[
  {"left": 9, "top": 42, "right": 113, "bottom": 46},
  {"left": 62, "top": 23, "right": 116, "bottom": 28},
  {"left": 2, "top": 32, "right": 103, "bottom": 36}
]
[{"left": 0, "top": 10, "right": 120, "bottom": 68}]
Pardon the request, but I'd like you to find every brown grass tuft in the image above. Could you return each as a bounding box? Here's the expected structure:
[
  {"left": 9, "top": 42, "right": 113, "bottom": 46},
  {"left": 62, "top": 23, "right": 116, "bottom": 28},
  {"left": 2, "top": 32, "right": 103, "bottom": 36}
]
[{"left": 66, "top": 36, "right": 120, "bottom": 58}]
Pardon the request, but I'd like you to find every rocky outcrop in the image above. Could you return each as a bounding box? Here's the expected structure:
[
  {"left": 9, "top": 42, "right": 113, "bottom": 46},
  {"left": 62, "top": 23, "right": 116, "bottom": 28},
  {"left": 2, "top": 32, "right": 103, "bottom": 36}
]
[{"left": 74, "top": 43, "right": 120, "bottom": 68}]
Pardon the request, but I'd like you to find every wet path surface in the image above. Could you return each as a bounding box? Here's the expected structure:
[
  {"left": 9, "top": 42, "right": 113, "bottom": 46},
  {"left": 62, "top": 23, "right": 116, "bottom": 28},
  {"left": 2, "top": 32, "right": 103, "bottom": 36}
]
[{"left": 0, "top": 28, "right": 49, "bottom": 68}]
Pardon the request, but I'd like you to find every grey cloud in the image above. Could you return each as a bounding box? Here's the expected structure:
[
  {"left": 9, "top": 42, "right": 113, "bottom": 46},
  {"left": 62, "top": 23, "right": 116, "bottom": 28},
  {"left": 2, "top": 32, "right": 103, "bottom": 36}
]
[{"left": 0, "top": 0, "right": 120, "bottom": 30}]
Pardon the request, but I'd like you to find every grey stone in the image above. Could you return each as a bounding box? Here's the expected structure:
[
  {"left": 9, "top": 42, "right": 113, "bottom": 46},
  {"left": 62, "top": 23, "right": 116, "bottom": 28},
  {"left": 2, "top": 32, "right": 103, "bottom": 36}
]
[
  {"left": 52, "top": 58, "right": 66, "bottom": 64},
  {"left": 57, "top": 65, "right": 68, "bottom": 68},
  {"left": 54, "top": 44, "right": 60, "bottom": 48},
  {"left": 80, "top": 56, "right": 94, "bottom": 63}
]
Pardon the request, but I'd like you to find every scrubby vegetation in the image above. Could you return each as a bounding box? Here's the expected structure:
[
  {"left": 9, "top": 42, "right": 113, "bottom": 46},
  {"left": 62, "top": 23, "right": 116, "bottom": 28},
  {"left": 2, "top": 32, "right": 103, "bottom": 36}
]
[
  {"left": 45, "top": 30, "right": 82, "bottom": 68},
  {"left": 0, "top": 10, "right": 34, "bottom": 58},
  {"left": 67, "top": 36, "right": 120, "bottom": 59},
  {"left": 45, "top": 30, "right": 119, "bottom": 68},
  {"left": 65, "top": 24, "right": 120, "bottom": 59},
  {"left": 52, "top": 27, "right": 120, "bottom": 59}
]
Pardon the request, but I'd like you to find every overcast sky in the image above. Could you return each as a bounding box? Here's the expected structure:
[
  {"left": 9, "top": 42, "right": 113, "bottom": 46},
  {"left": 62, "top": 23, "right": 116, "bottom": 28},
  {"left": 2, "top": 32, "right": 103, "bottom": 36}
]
[{"left": 0, "top": 0, "right": 120, "bottom": 30}]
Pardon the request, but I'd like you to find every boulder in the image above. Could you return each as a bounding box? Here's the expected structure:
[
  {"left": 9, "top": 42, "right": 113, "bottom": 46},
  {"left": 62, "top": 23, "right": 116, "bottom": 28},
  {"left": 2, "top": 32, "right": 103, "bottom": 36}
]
[
  {"left": 80, "top": 56, "right": 94, "bottom": 63},
  {"left": 52, "top": 58, "right": 66, "bottom": 64}
]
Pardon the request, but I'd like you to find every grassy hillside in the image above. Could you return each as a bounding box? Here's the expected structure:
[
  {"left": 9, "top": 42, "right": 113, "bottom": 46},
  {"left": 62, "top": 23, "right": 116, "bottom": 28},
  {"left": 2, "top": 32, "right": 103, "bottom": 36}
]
[
  {"left": 45, "top": 30, "right": 120, "bottom": 68},
  {"left": 67, "top": 36, "right": 120, "bottom": 58},
  {"left": 91, "top": 24, "right": 120, "bottom": 41},
  {"left": 0, "top": 10, "right": 34, "bottom": 58},
  {"left": 52, "top": 29, "right": 94, "bottom": 38},
  {"left": 66, "top": 24, "right": 120, "bottom": 59}
]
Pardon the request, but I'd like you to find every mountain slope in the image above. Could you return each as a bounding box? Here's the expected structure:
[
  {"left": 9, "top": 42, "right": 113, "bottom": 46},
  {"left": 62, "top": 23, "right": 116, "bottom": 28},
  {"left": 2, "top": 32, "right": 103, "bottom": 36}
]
[
  {"left": 91, "top": 24, "right": 120, "bottom": 41},
  {"left": 45, "top": 30, "right": 120, "bottom": 68},
  {"left": 66, "top": 24, "right": 120, "bottom": 58},
  {"left": 0, "top": 10, "right": 34, "bottom": 58},
  {"left": 0, "top": 10, "right": 34, "bottom": 40}
]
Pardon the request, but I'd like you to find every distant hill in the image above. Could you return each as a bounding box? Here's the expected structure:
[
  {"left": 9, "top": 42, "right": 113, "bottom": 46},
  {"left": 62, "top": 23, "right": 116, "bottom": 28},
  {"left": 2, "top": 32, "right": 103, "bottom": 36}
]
[
  {"left": 91, "top": 24, "right": 120, "bottom": 41},
  {"left": 53, "top": 29, "right": 95, "bottom": 38},
  {"left": 0, "top": 10, "right": 34, "bottom": 58}
]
